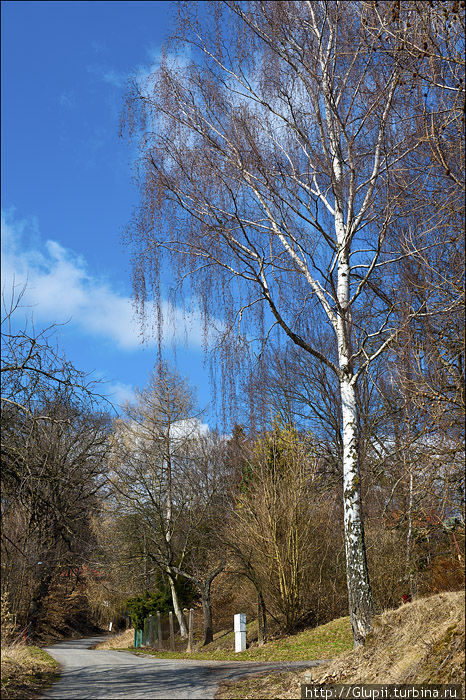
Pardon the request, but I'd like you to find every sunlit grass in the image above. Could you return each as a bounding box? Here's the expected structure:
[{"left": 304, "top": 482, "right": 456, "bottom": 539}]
[
  {"left": 1, "top": 643, "right": 59, "bottom": 699},
  {"left": 125, "top": 615, "right": 352, "bottom": 662}
]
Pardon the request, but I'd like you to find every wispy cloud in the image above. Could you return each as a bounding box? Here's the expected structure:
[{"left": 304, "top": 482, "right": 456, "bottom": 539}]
[
  {"left": 105, "top": 380, "right": 137, "bottom": 408},
  {"left": 1, "top": 210, "right": 210, "bottom": 351},
  {"left": 86, "top": 63, "right": 129, "bottom": 88},
  {"left": 58, "top": 90, "right": 76, "bottom": 109},
  {"left": 88, "top": 45, "right": 192, "bottom": 95}
]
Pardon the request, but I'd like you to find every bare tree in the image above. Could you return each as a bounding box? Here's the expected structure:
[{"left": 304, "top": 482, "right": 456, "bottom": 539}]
[
  {"left": 2, "top": 395, "right": 110, "bottom": 638},
  {"left": 109, "top": 364, "right": 201, "bottom": 637},
  {"left": 123, "top": 2, "right": 463, "bottom": 644},
  {"left": 1, "top": 285, "right": 111, "bottom": 638},
  {"left": 1, "top": 284, "right": 103, "bottom": 420},
  {"left": 109, "top": 363, "right": 228, "bottom": 641},
  {"left": 169, "top": 429, "right": 229, "bottom": 645},
  {"left": 226, "top": 423, "right": 321, "bottom": 632}
]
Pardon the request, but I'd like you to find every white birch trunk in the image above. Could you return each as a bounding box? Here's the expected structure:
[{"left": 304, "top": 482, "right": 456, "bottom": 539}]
[
  {"left": 339, "top": 374, "right": 374, "bottom": 645},
  {"left": 164, "top": 422, "right": 188, "bottom": 638},
  {"left": 336, "top": 220, "right": 374, "bottom": 646},
  {"left": 168, "top": 573, "right": 188, "bottom": 638}
]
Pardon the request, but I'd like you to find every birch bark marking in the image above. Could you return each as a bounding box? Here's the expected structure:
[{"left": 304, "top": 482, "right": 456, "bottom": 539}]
[
  {"left": 340, "top": 374, "right": 374, "bottom": 645},
  {"left": 336, "top": 208, "right": 374, "bottom": 645}
]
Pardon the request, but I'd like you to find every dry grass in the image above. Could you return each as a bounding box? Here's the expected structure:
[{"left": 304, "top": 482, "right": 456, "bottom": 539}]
[
  {"left": 217, "top": 671, "right": 304, "bottom": 699},
  {"left": 306, "top": 590, "right": 465, "bottom": 686},
  {"left": 93, "top": 628, "right": 134, "bottom": 649},
  {"left": 1, "top": 642, "right": 59, "bottom": 699},
  {"left": 216, "top": 590, "right": 465, "bottom": 699}
]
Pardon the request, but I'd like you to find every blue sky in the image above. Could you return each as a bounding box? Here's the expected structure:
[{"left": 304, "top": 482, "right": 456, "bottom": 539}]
[{"left": 1, "top": 1, "right": 214, "bottom": 420}]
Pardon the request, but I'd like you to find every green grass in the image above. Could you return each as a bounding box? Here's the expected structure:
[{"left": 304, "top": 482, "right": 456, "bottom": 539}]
[
  {"left": 25, "top": 646, "right": 59, "bottom": 664},
  {"left": 124, "top": 616, "right": 352, "bottom": 662}
]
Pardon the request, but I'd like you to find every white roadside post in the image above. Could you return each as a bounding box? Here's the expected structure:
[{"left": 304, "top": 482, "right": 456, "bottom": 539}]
[{"left": 234, "top": 613, "right": 246, "bottom": 653}]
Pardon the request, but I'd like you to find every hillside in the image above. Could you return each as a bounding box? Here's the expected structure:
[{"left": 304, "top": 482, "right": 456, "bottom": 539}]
[
  {"left": 216, "top": 590, "right": 465, "bottom": 698},
  {"left": 95, "top": 614, "right": 353, "bottom": 661}
]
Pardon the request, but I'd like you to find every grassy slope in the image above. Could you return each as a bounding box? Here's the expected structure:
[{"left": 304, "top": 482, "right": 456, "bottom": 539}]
[
  {"left": 96, "top": 616, "right": 353, "bottom": 662},
  {"left": 216, "top": 590, "right": 465, "bottom": 698},
  {"left": 1, "top": 644, "right": 60, "bottom": 700}
]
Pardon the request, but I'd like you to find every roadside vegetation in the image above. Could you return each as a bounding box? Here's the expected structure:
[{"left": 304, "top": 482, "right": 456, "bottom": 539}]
[
  {"left": 0, "top": 643, "right": 59, "bottom": 700},
  {"left": 93, "top": 628, "right": 134, "bottom": 650},
  {"left": 95, "top": 615, "right": 352, "bottom": 662},
  {"left": 1, "top": 593, "right": 59, "bottom": 699},
  {"left": 215, "top": 591, "right": 465, "bottom": 698}
]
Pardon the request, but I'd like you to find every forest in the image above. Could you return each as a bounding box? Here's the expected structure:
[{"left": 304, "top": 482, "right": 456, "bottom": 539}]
[{"left": 1, "top": 0, "right": 464, "bottom": 658}]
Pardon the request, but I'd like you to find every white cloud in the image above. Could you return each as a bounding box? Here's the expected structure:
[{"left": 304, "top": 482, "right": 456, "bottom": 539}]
[
  {"left": 87, "top": 63, "right": 128, "bottom": 88},
  {"left": 170, "top": 418, "right": 210, "bottom": 439},
  {"left": 100, "top": 69, "right": 128, "bottom": 88},
  {"left": 105, "top": 381, "right": 137, "bottom": 408},
  {"left": 88, "top": 46, "right": 192, "bottom": 97},
  {"left": 1, "top": 210, "right": 210, "bottom": 351},
  {"left": 87, "top": 46, "right": 164, "bottom": 91}
]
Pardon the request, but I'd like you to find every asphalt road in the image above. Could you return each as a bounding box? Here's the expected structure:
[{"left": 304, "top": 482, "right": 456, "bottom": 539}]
[{"left": 42, "top": 636, "right": 327, "bottom": 699}]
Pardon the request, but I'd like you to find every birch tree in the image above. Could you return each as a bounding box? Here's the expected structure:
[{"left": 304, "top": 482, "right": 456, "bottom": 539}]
[{"left": 124, "top": 1, "right": 462, "bottom": 644}]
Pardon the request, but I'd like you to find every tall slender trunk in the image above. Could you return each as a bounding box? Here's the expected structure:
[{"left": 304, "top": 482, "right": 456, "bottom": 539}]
[
  {"left": 201, "top": 584, "right": 214, "bottom": 646},
  {"left": 406, "top": 468, "right": 414, "bottom": 595},
  {"left": 163, "top": 421, "right": 188, "bottom": 638},
  {"left": 257, "top": 591, "right": 267, "bottom": 645},
  {"left": 200, "top": 561, "right": 225, "bottom": 646},
  {"left": 336, "top": 237, "right": 374, "bottom": 646},
  {"left": 167, "top": 573, "right": 188, "bottom": 638},
  {"left": 340, "top": 375, "right": 374, "bottom": 645}
]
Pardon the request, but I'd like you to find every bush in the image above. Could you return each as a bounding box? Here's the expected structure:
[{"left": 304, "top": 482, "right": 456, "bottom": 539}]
[
  {"left": 126, "top": 576, "right": 197, "bottom": 630},
  {"left": 1, "top": 593, "right": 17, "bottom": 646}
]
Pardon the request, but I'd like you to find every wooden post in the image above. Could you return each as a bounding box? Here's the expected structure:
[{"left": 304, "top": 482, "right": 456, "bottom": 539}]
[
  {"left": 186, "top": 608, "right": 194, "bottom": 653},
  {"left": 148, "top": 615, "right": 156, "bottom": 647},
  {"left": 157, "top": 611, "right": 162, "bottom": 650},
  {"left": 169, "top": 611, "right": 175, "bottom": 651}
]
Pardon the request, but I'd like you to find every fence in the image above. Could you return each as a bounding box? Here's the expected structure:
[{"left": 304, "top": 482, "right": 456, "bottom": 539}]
[{"left": 133, "top": 609, "right": 194, "bottom": 651}]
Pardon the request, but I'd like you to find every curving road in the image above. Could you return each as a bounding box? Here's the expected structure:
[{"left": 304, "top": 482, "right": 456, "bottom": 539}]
[{"left": 42, "top": 636, "right": 328, "bottom": 699}]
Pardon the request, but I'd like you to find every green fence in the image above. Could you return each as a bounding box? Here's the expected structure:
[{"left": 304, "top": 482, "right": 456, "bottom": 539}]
[
  {"left": 133, "top": 609, "right": 194, "bottom": 651},
  {"left": 134, "top": 628, "right": 143, "bottom": 647},
  {"left": 133, "top": 612, "right": 170, "bottom": 649}
]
